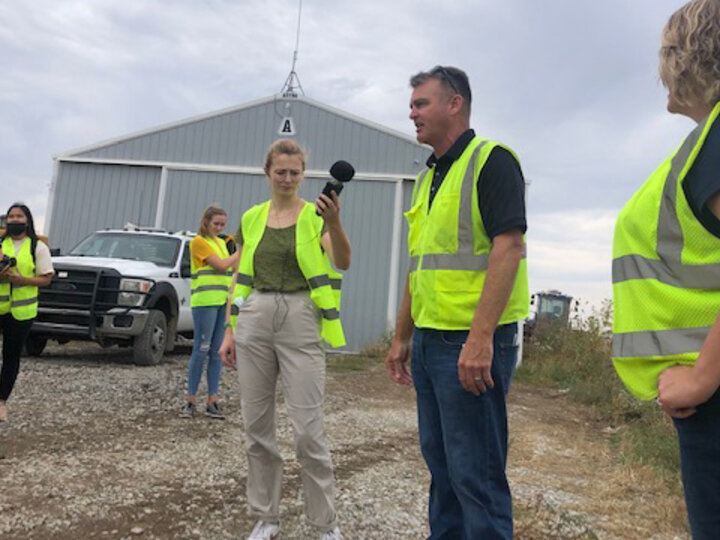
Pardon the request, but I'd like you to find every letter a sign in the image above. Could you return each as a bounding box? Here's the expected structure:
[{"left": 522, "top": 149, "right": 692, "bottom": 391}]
[{"left": 278, "top": 117, "right": 296, "bottom": 136}]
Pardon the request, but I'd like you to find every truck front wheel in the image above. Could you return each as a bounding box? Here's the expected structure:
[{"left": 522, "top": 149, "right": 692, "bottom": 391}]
[{"left": 133, "top": 310, "right": 167, "bottom": 366}]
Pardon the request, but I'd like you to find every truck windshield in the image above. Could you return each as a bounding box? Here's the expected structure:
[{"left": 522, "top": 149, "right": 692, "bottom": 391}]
[
  {"left": 70, "top": 233, "right": 181, "bottom": 267},
  {"left": 538, "top": 297, "right": 567, "bottom": 320}
]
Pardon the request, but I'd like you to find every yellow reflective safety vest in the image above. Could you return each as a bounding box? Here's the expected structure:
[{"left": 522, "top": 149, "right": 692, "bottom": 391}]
[
  {"left": 612, "top": 102, "right": 720, "bottom": 400},
  {"left": 236, "top": 201, "right": 345, "bottom": 348},
  {"left": 0, "top": 236, "right": 39, "bottom": 320},
  {"left": 190, "top": 236, "right": 233, "bottom": 307},
  {"left": 405, "top": 136, "right": 529, "bottom": 329}
]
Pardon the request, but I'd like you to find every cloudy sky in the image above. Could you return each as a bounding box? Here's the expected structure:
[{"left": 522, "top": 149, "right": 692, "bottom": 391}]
[{"left": 0, "top": 0, "right": 695, "bottom": 308}]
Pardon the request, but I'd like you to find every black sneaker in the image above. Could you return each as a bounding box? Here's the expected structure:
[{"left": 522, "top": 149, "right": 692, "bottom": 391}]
[
  {"left": 205, "top": 402, "right": 225, "bottom": 420},
  {"left": 180, "top": 402, "right": 196, "bottom": 418}
]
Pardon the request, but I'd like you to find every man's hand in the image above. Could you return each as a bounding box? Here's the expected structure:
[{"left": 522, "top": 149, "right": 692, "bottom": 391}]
[
  {"left": 658, "top": 364, "right": 715, "bottom": 412},
  {"left": 219, "top": 330, "right": 236, "bottom": 369},
  {"left": 458, "top": 335, "right": 494, "bottom": 395},
  {"left": 385, "top": 338, "right": 412, "bottom": 385}
]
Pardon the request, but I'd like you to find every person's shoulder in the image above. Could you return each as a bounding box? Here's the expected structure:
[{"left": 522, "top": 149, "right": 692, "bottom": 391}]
[
  {"left": 190, "top": 236, "right": 209, "bottom": 249},
  {"left": 34, "top": 238, "right": 51, "bottom": 255}
]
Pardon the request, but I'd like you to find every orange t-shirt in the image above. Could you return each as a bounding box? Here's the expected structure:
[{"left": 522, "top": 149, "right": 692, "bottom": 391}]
[{"left": 190, "top": 236, "right": 226, "bottom": 269}]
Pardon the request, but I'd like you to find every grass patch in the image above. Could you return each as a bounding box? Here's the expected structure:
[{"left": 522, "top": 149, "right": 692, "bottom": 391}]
[
  {"left": 518, "top": 302, "right": 680, "bottom": 475},
  {"left": 326, "top": 354, "right": 380, "bottom": 373}
]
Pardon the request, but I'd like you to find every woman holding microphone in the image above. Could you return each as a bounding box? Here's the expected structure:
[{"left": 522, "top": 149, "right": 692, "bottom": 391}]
[
  {"left": 220, "top": 139, "right": 350, "bottom": 540},
  {"left": 612, "top": 1, "right": 720, "bottom": 536}
]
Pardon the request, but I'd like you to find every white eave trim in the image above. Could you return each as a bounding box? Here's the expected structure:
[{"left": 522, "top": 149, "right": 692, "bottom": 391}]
[
  {"left": 56, "top": 156, "right": 415, "bottom": 183},
  {"left": 55, "top": 94, "right": 427, "bottom": 159}
]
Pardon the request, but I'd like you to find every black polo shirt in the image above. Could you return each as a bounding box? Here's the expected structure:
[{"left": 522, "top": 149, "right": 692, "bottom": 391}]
[
  {"left": 683, "top": 118, "right": 720, "bottom": 238},
  {"left": 426, "top": 129, "right": 527, "bottom": 239}
]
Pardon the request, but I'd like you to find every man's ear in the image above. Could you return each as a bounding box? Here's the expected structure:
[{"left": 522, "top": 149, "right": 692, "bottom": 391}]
[{"left": 448, "top": 94, "right": 465, "bottom": 116}]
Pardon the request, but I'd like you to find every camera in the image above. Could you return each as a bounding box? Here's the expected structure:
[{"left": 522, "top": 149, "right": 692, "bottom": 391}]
[{"left": 0, "top": 254, "right": 17, "bottom": 272}]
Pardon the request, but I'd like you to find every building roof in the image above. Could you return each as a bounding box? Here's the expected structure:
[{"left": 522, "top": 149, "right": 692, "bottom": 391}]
[{"left": 58, "top": 95, "right": 428, "bottom": 177}]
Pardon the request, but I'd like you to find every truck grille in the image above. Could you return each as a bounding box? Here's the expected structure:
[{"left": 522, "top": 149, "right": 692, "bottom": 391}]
[{"left": 40, "top": 265, "right": 121, "bottom": 311}]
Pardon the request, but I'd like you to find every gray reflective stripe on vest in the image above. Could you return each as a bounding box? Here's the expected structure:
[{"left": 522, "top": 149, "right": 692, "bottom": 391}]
[
  {"left": 612, "top": 326, "right": 711, "bottom": 358},
  {"left": 411, "top": 250, "right": 527, "bottom": 272},
  {"left": 308, "top": 275, "right": 331, "bottom": 289},
  {"left": 191, "top": 285, "right": 229, "bottom": 294},
  {"left": 0, "top": 295, "right": 11, "bottom": 302},
  {"left": 191, "top": 269, "right": 233, "bottom": 279},
  {"left": 421, "top": 253, "right": 490, "bottom": 271},
  {"left": 613, "top": 116, "right": 715, "bottom": 288},
  {"left": 11, "top": 297, "right": 38, "bottom": 308},
  {"left": 457, "top": 141, "right": 488, "bottom": 255},
  {"left": 613, "top": 254, "right": 720, "bottom": 289},
  {"left": 321, "top": 308, "right": 340, "bottom": 320},
  {"left": 237, "top": 273, "right": 253, "bottom": 286},
  {"left": 657, "top": 119, "right": 707, "bottom": 264},
  {"left": 330, "top": 278, "right": 342, "bottom": 290}
]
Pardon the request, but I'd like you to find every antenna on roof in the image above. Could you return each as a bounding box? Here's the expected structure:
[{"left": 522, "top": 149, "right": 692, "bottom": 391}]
[{"left": 280, "top": 0, "right": 305, "bottom": 98}]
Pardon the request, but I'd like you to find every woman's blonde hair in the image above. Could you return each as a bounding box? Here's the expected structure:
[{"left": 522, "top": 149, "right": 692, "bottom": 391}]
[
  {"left": 660, "top": 0, "right": 720, "bottom": 108},
  {"left": 263, "top": 139, "right": 306, "bottom": 174},
  {"left": 198, "top": 205, "right": 227, "bottom": 237}
]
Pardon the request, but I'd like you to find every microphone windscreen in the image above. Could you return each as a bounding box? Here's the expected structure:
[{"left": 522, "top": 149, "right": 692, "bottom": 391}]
[{"left": 329, "top": 160, "right": 355, "bottom": 183}]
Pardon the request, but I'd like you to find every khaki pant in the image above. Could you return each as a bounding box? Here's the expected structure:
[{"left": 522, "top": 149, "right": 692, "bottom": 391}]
[{"left": 234, "top": 291, "right": 337, "bottom": 532}]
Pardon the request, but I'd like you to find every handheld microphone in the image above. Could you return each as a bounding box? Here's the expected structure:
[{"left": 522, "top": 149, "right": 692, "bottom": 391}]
[{"left": 317, "top": 160, "right": 355, "bottom": 215}]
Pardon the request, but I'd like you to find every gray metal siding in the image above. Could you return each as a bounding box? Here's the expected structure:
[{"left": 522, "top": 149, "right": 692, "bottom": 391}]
[
  {"left": 74, "top": 99, "right": 427, "bottom": 176},
  {"left": 52, "top": 163, "right": 160, "bottom": 252},
  {"left": 161, "top": 170, "right": 267, "bottom": 235},
  {"left": 160, "top": 169, "right": 396, "bottom": 351}
]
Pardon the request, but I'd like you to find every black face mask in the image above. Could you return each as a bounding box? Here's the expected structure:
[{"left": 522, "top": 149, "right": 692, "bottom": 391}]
[{"left": 6, "top": 223, "right": 27, "bottom": 236}]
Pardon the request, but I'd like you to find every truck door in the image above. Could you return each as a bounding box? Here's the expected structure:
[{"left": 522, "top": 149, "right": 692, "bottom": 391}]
[{"left": 173, "top": 242, "right": 193, "bottom": 331}]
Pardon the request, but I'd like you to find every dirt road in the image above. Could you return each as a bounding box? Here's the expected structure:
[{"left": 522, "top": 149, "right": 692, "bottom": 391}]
[{"left": 0, "top": 345, "right": 688, "bottom": 539}]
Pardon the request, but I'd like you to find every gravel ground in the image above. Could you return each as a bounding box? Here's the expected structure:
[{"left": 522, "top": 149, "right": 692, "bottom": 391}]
[{"left": 0, "top": 342, "right": 690, "bottom": 539}]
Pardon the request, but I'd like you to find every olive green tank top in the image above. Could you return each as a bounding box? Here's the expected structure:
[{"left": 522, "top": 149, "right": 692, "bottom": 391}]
[{"left": 237, "top": 224, "right": 307, "bottom": 292}]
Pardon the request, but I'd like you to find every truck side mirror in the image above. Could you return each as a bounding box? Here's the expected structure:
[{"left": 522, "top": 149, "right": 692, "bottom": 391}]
[{"left": 180, "top": 262, "right": 191, "bottom": 278}]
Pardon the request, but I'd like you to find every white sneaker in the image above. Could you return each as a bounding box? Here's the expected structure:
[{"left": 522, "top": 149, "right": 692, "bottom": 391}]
[
  {"left": 319, "top": 527, "right": 343, "bottom": 540},
  {"left": 247, "top": 520, "right": 281, "bottom": 540}
]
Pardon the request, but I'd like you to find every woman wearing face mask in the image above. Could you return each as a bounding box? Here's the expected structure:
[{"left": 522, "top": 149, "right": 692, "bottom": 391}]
[
  {"left": 0, "top": 203, "right": 54, "bottom": 422},
  {"left": 180, "top": 205, "right": 240, "bottom": 420},
  {"left": 612, "top": 1, "right": 720, "bottom": 536},
  {"left": 219, "top": 139, "right": 351, "bottom": 540}
]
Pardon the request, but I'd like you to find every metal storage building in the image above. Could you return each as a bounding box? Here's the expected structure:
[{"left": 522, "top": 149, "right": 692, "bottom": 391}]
[{"left": 45, "top": 95, "right": 428, "bottom": 352}]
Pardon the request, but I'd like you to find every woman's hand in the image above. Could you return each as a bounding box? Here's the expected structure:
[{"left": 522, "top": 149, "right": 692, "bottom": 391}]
[
  {"left": 219, "top": 329, "right": 236, "bottom": 369},
  {"left": 7, "top": 272, "right": 27, "bottom": 286},
  {"left": 315, "top": 191, "right": 342, "bottom": 227},
  {"left": 657, "top": 364, "right": 715, "bottom": 413}
]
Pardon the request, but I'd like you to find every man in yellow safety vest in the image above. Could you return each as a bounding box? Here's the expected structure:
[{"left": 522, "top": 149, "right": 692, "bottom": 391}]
[{"left": 385, "top": 66, "right": 528, "bottom": 539}]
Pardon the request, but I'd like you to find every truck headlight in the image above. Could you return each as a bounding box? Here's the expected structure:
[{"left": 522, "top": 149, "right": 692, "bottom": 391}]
[{"left": 119, "top": 278, "right": 153, "bottom": 307}]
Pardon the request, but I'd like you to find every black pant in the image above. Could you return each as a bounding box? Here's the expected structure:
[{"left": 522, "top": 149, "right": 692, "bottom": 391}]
[{"left": 0, "top": 314, "right": 34, "bottom": 401}]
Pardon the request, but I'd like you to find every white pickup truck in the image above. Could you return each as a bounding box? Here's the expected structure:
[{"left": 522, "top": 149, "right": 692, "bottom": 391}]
[{"left": 28, "top": 226, "right": 196, "bottom": 365}]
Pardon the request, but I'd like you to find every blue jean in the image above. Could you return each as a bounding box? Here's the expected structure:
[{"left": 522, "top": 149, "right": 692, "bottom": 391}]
[
  {"left": 188, "top": 305, "right": 225, "bottom": 398},
  {"left": 411, "top": 323, "right": 518, "bottom": 540},
  {"left": 673, "top": 388, "right": 720, "bottom": 540}
]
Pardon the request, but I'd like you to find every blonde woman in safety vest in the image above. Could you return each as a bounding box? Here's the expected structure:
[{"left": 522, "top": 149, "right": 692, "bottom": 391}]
[
  {"left": 612, "top": 1, "right": 720, "bottom": 536},
  {"left": 0, "top": 203, "right": 54, "bottom": 422},
  {"left": 219, "top": 139, "right": 350, "bottom": 540},
  {"left": 180, "top": 205, "right": 240, "bottom": 420}
]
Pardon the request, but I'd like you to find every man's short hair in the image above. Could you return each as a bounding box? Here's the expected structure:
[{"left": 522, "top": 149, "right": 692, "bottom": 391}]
[{"left": 410, "top": 66, "right": 472, "bottom": 115}]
